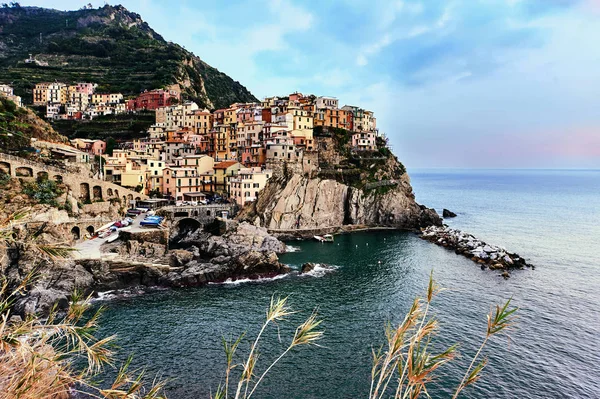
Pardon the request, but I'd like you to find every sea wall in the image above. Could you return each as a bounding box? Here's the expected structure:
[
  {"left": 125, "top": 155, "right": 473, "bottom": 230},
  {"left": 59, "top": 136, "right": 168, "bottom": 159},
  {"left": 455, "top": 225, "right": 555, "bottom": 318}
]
[{"left": 420, "top": 226, "right": 533, "bottom": 277}]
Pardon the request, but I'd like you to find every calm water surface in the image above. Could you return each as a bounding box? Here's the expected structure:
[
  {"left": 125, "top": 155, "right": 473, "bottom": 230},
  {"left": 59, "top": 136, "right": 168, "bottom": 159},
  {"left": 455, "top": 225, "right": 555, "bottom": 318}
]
[{"left": 96, "top": 169, "right": 600, "bottom": 398}]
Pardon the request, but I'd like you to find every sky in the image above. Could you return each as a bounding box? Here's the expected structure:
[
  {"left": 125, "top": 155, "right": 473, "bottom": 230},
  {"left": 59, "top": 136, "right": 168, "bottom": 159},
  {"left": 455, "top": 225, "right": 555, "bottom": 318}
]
[{"left": 20, "top": 0, "right": 600, "bottom": 168}]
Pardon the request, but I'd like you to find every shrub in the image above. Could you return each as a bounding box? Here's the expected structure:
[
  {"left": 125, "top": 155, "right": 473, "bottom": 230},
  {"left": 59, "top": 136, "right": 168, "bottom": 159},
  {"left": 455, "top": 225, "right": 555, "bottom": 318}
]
[{"left": 21, "top": 177, "right": 64, "bottom": 206}]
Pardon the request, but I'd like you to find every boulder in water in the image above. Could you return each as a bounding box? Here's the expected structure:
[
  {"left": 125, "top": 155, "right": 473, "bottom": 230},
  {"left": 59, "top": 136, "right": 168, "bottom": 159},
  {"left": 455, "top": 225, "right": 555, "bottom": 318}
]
[
  {"left": 442, "top": 209, "right": 457, "bottom": 218},
  {"left": 301, "top": 262, "right": 317, "bottom": 273}
]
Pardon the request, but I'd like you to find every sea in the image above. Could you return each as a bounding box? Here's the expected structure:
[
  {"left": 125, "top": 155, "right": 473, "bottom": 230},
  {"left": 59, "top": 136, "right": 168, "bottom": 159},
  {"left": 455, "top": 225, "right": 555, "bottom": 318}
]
[{"left": 94, "top": 169, "right": 600, "bottom": 398}]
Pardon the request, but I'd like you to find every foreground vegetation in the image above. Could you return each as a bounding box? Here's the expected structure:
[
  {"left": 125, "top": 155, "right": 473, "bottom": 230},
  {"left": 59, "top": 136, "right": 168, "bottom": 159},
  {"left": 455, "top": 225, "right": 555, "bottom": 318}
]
[{"left": 0, "top": 268, "right": 516, "bottom": 398}]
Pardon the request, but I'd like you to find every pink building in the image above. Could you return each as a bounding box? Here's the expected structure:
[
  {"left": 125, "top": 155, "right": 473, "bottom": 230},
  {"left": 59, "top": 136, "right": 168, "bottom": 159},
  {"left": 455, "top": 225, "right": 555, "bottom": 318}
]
[
  {"left": 73, "top": 83, "right": 96, "bottom": 95},
  {"left": 162, "top": 167, "right": 211, "bottom": 200},
  {"left": 351, "top": 132, "right": 376, "bottom": 151},
  {"left": 91, "top": 140, "right": 106, "bottom": 155}
]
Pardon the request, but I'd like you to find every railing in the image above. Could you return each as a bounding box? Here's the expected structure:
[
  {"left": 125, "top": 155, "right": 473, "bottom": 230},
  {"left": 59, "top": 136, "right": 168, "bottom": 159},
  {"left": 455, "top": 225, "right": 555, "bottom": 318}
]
[
  {"left": 160, "top": 204, "right": 236, "bottom": 213},
  {"left": 0, "top": 153, "right": 68, "bottom": 174}
]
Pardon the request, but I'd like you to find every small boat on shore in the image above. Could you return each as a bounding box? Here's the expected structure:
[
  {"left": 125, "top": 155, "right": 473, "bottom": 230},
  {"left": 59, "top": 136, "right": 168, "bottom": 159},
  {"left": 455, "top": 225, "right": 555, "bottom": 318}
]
[{"left": 107, "top": 231, "right": 120, "bottom": 243}]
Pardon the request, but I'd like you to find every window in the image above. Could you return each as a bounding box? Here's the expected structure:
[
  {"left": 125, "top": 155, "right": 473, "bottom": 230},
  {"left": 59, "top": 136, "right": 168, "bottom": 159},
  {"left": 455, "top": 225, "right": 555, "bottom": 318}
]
[{"left": 253, "top": 183, "right": 259, "bottom": 188}]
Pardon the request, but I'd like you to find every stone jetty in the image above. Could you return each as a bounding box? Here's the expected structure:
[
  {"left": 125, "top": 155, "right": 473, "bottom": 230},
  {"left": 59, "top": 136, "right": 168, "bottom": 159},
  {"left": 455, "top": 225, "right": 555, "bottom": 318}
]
[{"left": 420, "top": 226, "right": 532, "bottom": 277}]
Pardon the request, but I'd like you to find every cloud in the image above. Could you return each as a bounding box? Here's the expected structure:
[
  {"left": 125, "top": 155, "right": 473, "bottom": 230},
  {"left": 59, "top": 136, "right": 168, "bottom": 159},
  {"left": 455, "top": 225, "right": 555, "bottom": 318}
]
[{"left": 17, "top": 0, "right": 600, "bottom": 167}]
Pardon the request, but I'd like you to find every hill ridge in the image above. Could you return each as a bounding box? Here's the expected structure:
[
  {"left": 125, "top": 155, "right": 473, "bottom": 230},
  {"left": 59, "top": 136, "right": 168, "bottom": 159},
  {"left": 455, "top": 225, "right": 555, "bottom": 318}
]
[{"left": 0, "top": 4, "right": 258, "bottom": 109}]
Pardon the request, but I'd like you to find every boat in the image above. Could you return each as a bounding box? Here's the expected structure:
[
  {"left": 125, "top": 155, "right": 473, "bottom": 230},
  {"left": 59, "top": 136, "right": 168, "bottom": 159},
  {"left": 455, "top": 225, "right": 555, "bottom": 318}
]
[
  {"left": 106, "top": 232, "right": 120, "bottom": 243},
  {"left": 314, "top": 234, "right": 334, "bottom": 243},
  {"left": 140, "top": 215, "right": 164, "bottom": 227}
]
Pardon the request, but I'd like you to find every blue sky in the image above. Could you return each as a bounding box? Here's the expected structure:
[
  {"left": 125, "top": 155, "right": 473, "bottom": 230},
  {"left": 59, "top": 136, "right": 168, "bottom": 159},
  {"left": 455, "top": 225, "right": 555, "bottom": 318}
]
[{"left": 24, "top": 0, "right": 600, "bottom": 168}]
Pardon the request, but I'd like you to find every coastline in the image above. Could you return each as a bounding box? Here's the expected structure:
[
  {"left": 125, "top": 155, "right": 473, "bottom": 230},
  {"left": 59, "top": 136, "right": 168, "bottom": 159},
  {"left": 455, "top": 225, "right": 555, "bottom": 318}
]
[{"left": 268, "top": 224, "right": 401, "bottom": 240}]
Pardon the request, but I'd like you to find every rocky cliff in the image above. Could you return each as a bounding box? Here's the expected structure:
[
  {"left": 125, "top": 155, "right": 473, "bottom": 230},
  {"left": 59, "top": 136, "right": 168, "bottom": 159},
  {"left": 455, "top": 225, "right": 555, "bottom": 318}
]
[
  {"left": 240, "top": 132, "right": 441, "bottom": 235},
  {"left": 3, "top": 220, "right": 288, "bottom": 316}
]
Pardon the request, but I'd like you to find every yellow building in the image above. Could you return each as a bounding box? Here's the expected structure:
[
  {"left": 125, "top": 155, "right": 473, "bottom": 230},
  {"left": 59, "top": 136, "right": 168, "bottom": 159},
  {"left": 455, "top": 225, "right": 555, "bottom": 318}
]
[
  {"left": 193, "top": 109, "right": 213, "bottom": 135},
  {"left": 121, "top": 163, "right": 147, "bottom": 190},
  {"left": 213, "top": 160, "right": 242, "bottom": 196},
  {"left": 224, "top": 108, "right": 236, "bottom": 125},
  {"left": 33, "top": 83, "right": 50, "bottom": 105},
  {"left": 145, "top": 159, "right": 165, "bottom": 194},
  {"left": 175, "top": 154, "right": 214, "bottom": 175}
]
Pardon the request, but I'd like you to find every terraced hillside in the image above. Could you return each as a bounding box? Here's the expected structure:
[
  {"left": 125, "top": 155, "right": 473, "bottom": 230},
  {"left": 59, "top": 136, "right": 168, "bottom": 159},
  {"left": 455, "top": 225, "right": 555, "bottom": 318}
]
[{"left": 0, "top": 4, "right": 257, "bottom": 109}]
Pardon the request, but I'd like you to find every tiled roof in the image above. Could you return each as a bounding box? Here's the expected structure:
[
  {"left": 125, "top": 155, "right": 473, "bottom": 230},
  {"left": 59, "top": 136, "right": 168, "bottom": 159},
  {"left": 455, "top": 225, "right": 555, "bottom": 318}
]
[{"left": 214, "top": 160, "right": 239, "bottom": 169}]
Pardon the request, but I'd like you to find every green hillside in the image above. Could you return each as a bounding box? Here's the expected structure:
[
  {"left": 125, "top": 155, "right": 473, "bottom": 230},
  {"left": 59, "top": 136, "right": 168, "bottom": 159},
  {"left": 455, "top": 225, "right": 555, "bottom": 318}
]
[{"left": 0, "top": 4, "right": 258, "bottom": 109}]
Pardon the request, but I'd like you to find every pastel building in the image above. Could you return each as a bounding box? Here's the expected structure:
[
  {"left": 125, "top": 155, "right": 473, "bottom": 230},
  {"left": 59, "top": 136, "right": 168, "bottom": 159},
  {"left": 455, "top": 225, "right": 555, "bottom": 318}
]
[
  {"left": 352, "top": 132, "right": 377, "bottom": 151},
  {"left": 162, "top": 166, "right": 212, "bottom": 201},
  {"left": 0, "top": 84, "right": 22, "bottom": 107},
  {"left": 229, "top": 167, "right": 272, "bottom": 206},
  {"left": 315, "top": 96, "right": 338, "bottom": 110},
  {"left": 213, "top": 160, "right": 242, "bottom": 196}
]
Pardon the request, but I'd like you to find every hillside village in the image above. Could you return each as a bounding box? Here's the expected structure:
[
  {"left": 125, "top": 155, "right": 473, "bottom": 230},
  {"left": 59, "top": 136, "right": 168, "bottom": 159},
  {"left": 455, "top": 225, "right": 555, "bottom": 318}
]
[{"left": 0, "top": 82, "right": 384, "bottom": 208}]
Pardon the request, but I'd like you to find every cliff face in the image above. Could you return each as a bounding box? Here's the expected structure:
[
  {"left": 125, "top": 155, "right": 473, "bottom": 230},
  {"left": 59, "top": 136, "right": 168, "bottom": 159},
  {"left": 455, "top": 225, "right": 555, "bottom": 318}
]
[
  {"left": 248, "top": 174, "right": 439, "bottom": 232},
  {"left": 0, "top": 5, "right": 257, "bottom": 109},
  {"left": 240, "top": 133, "right": 441, "bottom": 234}
]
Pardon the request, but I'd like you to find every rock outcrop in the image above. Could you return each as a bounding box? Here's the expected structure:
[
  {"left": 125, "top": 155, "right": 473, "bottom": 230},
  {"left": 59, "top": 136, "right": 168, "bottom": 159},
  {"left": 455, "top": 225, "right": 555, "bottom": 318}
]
[
  {"left": 242, "top": 172, "right": 440, "bottom": 234},
  {"left": 420, "top": 226, "right": 532, "bottom": 277},
  {"left": 5, "top": 220, "right": 288, "bottom": 316},
  {"left": 442, "top": 209, "right": 457, "bottom": 218},
  {"left": 238, "top": 131, "right": 441, "bottom": 235}
]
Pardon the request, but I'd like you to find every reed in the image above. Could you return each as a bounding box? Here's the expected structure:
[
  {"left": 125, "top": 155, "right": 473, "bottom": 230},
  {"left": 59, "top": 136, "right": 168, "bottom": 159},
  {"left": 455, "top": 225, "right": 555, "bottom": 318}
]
[{"left": 213, "top": 296, "right": 323, "bottom": 399}]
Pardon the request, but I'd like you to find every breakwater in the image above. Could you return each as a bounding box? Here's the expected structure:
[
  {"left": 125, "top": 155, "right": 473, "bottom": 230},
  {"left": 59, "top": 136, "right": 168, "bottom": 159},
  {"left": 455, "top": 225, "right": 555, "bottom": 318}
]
[{"left": 420, "top": 225, "right": 532, "bottom": 277}]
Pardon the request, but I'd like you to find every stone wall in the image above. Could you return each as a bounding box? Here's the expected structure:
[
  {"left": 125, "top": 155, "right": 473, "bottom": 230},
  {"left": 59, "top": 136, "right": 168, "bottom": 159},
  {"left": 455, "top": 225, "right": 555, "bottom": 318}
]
[{"left": 0, "top": 153, "right": 146, "bottom": 203}]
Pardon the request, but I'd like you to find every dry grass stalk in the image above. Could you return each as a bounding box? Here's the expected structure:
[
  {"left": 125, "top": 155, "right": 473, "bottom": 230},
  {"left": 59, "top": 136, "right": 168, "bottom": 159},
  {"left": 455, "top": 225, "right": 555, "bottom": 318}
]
[
  {"left": 367, "top": 272, "right": 517, "bottom": 399},
  {"left": 213, "top": 296, "right": 323, "bottom": 399},
  {"left": 0, "top": 200, "right": 168, "bottom": 398}
]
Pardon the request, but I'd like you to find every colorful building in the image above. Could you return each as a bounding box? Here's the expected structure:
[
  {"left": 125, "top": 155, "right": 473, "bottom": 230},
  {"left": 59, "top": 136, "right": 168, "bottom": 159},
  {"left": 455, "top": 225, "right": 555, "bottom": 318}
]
[{"left": 229, "top": 167, "right": 272, "bottom": 206}]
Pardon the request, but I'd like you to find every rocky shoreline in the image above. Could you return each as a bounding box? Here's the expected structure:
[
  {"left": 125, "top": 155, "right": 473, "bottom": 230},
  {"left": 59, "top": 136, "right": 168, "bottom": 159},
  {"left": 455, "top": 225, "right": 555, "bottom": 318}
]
[
  {"left": 420, "top": 225, "right": 533, "bottom": 278},
  {"left": 7, "top": 221, "right": 291, "bottom": 316}
]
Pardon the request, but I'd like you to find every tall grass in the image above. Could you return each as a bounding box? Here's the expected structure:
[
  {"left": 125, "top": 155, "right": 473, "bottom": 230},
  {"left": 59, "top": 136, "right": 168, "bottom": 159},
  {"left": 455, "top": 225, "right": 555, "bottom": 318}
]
[
  {"left": 0, "top": 277, "right": 167, "bottom": 399},
  {"left": 213, "top": 273, "right": 517, "bottom": 399},
  {"left": 0, "top": 211, "right": 167, "bottom": 399}
]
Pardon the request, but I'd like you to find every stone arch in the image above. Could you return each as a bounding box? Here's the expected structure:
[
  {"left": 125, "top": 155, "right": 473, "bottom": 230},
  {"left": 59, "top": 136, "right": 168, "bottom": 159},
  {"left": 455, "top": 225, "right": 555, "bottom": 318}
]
[
  {"left": 0, "top": 161, "right": 11, "bottom": 176},
  {"left": 54, "top": 174, "right": 63, "bottom": 183},
  {"left": 135, "top": 196, "right": 141, "bottom": 201},
  {"left": 86, "top": 226, "right": 95, "bottom": 235},
  {"left": 175, "top": 218, "right": 201, "bottom": 237},
  {"left": 114, "top": 189, "right": 119, "bottom": 198},
  {"left": 15, "top": 166, "right": 33, "bottom": 177},
  {"left": 127, "top": 194, "right": 133, "bottom": 201},
  {"left": 80, "top": 183, "right": 90, "bottom": 202},
  {"left": 122, "top": 195, "right": 127, "bottom": 203},
  {"left": 107, "top": 188, "right": 113, "bottom": 197},
  {"left": 71, "top": 226, "right": 80, "bottom": 240},
  {"left": 92, "top": 186, "right": 103, "bottom": 201},
  {"left": 193, "top": 210, "right": 199, "bottom": 217},
  {"left": 37, "top": 170, "right": 49, "bottom": 180}
]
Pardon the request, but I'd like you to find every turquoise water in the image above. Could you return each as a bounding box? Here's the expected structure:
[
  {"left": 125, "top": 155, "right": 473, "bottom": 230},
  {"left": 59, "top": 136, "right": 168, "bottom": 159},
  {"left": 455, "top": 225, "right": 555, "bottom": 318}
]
[{"left": 95, "top": 169, "right": 600, "bottom": 398}]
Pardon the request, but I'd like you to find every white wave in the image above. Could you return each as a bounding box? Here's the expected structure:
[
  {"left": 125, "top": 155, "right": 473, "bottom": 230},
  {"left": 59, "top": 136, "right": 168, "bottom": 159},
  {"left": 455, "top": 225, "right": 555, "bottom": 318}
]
[
  {"left": 210, "top": 274, "right": 290, "bottom": 286},
  {"left": 91, "top": 290, "right": 117, "bottom": 302},
  {"left": 285, "top": 245, "right": 301, "bottom": 252},
  {"left": 301, "top": 263, "right": 338, "bottom": 278}
]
